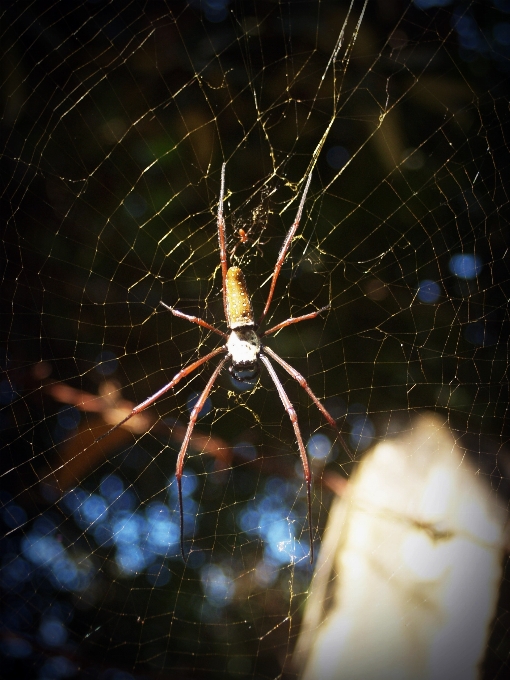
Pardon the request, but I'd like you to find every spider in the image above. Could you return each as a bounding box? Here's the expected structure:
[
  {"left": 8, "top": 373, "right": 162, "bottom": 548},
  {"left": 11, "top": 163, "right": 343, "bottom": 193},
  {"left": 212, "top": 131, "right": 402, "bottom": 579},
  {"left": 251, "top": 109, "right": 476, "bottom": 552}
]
[{"left": 96, "top": 164, "right": 351, "bottom": 563}]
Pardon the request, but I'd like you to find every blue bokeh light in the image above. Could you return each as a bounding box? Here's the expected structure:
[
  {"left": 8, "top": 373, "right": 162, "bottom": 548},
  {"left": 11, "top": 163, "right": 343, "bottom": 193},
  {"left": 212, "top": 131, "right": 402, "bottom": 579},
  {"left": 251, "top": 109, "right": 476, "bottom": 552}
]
[
  {"left": 0, "top": 556, "right": 31, "bottom": 588},
  {"left": 187, "top": 391, "right": 212, "bottom": 417},
  {"left": 38, "top": 618, "right": 67, "bottom": 648},
  {"left": 233, "top": 441, "right": 257, "bottom": 460},
  {"left": 326, "top": 145, "right": 350, "bottom": 170},
  {"left": 22, "top": 532, "right": 65, "bottom": 567},
  {"left": 61, "top": 487, "right": 87, "bottom": 514},
  {"left": 112, "top": 512, "right": 147, "bottom": 546},
  {"left": 57, "top": 406, "right": 81, "bottom": 431},
  {"left": 494, "top": 22, "right": 510, "bottom": 46},
  {"left": 1, "top": 502, "right": 27, "bottom": 529},
  {"left": 145, "top": 502, "right": 179, "bottom": 554},
  {"left": 349, "top": 415, "right": 375, "bottom": 451},
  {"left": 464, "top": 322, "right": 497, "bottom": 347},
  {"left": 414, "top": 0, "right": 452, "bottom": 9},
  {"left": 448, "top": 253, "right": 483, "bottom": 280},
  {"left": 237, "top": 476, "right": 309, "bottom": 565},
  {"left": 100, "top": 474, "right": 124, "bottom": 502},
  {"left": 123, "top": 192, "right": 147, "bottom": 219},
  {"left": 94, "top": 350, "right": 118, "bottom": 376},
  {"left": 21, "top": 522, "right": 93, "bottom": 593},
  {"left": 40, "top": 655, "right": 77, "bottom": 679},
  {"left": 82, "top": 494, "right": 108, "bottom": 525},
  {"left": 200, "top": 564, "right": 235, "bottom": 607},
  {"left": 116, "top": 544, "right": 148, "bottom": 575},
  {"left": 1, "top": 636, "right": 32, "bottom": 659},
  {"left": 0, "top": 379, "right": 17, "bottom": 404},
  {"left": 168, "top": 471, "right": 198, "bottom": 499},
  {"left": 306, "top": 433, "right": 332, "bottom": 460},
  {"left": 417, "top": 279, "right": 441, "bottom": 304},
  {"left": 192, "top": 0, "right": 230, "bottom": 23},
  {"left": 146, "top": 561, "right": 171, "bottom": 587}
]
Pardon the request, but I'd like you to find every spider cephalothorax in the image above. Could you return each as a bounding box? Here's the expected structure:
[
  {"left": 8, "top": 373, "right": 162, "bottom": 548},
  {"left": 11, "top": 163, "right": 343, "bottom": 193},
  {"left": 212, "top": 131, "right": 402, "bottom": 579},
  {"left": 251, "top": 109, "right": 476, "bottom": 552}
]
[{"left": 94, "top": 164, "right": 352, "bottom": 563}]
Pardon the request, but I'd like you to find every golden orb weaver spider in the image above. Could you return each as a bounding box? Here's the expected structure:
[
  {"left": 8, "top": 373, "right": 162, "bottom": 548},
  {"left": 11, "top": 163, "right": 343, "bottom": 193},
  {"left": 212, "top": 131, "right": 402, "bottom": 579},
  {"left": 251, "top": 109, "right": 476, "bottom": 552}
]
[{"left": 95, "top": 164, "right": 352, "bottom": 563}]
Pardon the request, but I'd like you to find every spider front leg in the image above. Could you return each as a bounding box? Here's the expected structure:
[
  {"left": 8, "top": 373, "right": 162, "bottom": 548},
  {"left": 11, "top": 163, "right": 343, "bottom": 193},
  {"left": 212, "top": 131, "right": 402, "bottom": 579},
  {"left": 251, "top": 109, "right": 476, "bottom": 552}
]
[
  {"left": 258, "top": 171, "right": 313, "bottom": 327},
  {"left": 262, "top": 305, "right": 331, "bottom": 338},
  {"left": 176, "top": 356, "right": 228, "bottom": 560},
  {"left": 263, "top": 346, "right": 353, "bottom": 462},
  {"left": 259, "top": 354, "right": 314, "bottom": 563},
  {"left": 217, "top": 163, "right": 229, "bottom": 321},
  {"left": 160, "top": 302, "right": 227, "bottom": 338},
  {"left": 92, "top": 347, "right": 226, "bottom": 445}
]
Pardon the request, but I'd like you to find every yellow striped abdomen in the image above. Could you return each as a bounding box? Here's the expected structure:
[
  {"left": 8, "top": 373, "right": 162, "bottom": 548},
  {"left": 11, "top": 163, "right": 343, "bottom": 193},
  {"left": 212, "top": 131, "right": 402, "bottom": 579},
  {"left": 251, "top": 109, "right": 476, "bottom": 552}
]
[{"left": 226, "top": 266, "right": 254, "bottom": 329}]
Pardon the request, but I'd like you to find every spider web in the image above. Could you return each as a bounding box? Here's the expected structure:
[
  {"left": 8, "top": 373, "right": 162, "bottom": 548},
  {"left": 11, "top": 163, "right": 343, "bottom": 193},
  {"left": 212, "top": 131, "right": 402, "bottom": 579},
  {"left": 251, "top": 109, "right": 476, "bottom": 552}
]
[{"left": 1, "top": 0, "right": 509, "bottom": 678}]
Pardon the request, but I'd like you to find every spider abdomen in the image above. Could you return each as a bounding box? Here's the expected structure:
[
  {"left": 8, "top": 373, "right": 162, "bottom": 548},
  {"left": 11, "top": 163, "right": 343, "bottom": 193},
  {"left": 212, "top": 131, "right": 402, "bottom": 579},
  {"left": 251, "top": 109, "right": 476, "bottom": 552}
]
[
  {"left": 227, "top": 327, "right": 260, "bottom": 381},
  {"left": 226, "top": 266, "right": 254, "bottom": 329}
]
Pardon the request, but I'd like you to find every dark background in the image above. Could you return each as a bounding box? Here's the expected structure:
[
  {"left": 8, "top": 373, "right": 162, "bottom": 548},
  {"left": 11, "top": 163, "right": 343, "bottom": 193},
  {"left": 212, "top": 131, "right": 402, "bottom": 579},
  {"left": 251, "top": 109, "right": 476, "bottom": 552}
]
[{"left": 1, "top": 0, "right": 509, "bottom": 678}]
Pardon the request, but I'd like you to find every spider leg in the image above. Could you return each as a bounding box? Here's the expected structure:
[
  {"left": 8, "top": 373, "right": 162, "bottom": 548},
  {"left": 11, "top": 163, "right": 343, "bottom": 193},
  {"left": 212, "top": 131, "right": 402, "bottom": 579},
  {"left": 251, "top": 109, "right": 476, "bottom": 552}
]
[
  {"left": 217, "top": 163, "right": 229, "bottom": 321},
  {"left": 259, "top": 354, "right": 314, "bottom": 564},
  {"left": 263, "top": 346, "right": 353, "bottom": 462},
  {"left": 258, "top": 171, "right": 313, "bottom": 327},
  {"left": 262, "top": 305, "right": 330, "bottom": 337},
  {"left": 176, "top": 355, "right": 229, "bottom": 560},
  {"left": 160, "top": 302, "right": 227, "bottom": 339},
  {"left": 93, "top": 346, "right": 226, "bottom": 446}
]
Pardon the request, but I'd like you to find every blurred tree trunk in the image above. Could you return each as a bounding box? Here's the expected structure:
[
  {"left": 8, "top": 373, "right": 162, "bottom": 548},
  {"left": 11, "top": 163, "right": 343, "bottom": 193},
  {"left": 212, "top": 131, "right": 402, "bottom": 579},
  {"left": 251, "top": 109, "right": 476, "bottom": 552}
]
[{"left": 294, "top": 413, "right": 507, "bottom": 680}]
